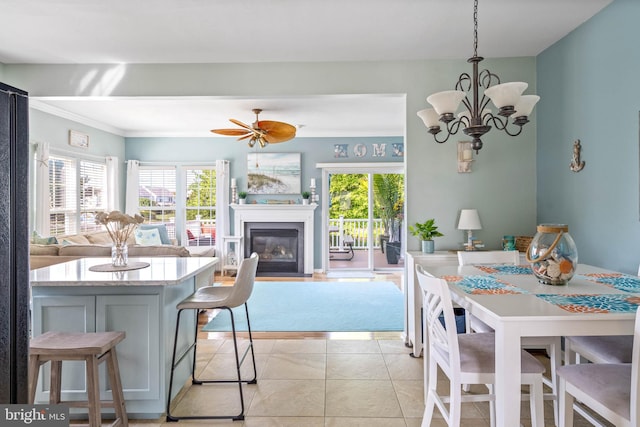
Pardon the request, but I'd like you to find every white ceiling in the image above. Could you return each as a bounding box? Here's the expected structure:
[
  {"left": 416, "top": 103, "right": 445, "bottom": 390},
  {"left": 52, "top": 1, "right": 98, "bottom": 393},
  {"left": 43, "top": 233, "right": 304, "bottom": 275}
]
[
  {"left": 30, "top": 95, "right": 408, "bottom": 138},
  {"left": 5, "top": 0, "right": 612, "bottom": 137}
]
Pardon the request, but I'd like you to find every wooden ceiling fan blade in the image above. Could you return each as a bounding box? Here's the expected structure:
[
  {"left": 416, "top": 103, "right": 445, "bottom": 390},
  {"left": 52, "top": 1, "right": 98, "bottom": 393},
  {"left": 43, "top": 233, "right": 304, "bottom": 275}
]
[
  {"left": 229, "top": 118, "right": 253, "bottom": 130},
  {"left": 264, "top": 134, "right": 295, "bottom": 144},
  {"left": 259, "top": 120, "right": 296, "bottom": 143},
  {"left": 237, "top": 133, "right": 254, "bottom": 141},
  {"left": 210, "top": 128, "right": 251, "bottom": 136}
]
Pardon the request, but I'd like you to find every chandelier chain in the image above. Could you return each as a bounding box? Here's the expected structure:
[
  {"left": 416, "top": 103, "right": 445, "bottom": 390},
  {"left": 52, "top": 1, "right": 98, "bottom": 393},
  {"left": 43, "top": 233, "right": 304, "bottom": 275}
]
[{"left": 473, "top": 0, "right": 478, "bottom": 57}]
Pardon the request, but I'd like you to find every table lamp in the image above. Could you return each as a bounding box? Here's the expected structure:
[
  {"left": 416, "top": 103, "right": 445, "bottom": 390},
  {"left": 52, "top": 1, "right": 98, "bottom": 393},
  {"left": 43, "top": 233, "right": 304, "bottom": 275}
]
[{"left": 458, "top": 209, "right": 482, "bottom": 250}]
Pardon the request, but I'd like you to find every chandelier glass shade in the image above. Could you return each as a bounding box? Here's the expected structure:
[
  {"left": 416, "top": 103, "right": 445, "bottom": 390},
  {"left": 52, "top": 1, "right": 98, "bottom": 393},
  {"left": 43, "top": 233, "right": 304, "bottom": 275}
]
[{"left": 417, "top": 0, "right": 539, "bottom": 152}]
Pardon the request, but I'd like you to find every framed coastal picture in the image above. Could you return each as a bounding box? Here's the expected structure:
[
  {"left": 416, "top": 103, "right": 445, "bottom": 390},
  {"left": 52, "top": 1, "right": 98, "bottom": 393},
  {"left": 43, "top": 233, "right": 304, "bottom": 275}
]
[
  {"left": 69, "top": 130, "right": 89, "bottom": 148},
  {"left": 247, "top": 152, "right": 301, "bottom": 194}
]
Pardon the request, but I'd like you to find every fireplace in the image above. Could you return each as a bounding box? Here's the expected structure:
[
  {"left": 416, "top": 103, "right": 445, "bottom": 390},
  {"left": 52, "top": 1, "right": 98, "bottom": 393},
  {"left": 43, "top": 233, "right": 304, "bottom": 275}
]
[
  {"left": 244, "top": 222, "right": 304, "bottom": 276},
  {"left": 232, "top": 204, "right": 317, "bottom": 276}
]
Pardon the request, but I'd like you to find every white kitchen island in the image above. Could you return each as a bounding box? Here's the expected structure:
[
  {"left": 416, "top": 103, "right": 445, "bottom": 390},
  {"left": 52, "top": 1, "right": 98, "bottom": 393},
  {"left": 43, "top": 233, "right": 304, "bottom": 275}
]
[{"left": 29, "top": 256, "right": 219, "bottom": 419}]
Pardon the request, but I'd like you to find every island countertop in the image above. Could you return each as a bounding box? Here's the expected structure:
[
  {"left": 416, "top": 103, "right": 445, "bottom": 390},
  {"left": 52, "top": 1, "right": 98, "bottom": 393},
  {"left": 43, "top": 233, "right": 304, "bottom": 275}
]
[{"left": 30, "top": 256, "right": 219, "bottom": 287}]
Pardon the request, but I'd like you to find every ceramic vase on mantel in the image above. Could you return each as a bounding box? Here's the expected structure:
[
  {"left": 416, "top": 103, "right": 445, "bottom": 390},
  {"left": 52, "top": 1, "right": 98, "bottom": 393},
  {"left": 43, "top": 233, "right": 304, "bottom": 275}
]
[
  {"left": 111, "top": 241, "right": 129, "bottom": 267},
  {"left": 422, "top": 240, "right": 434, "bottom": 254}
]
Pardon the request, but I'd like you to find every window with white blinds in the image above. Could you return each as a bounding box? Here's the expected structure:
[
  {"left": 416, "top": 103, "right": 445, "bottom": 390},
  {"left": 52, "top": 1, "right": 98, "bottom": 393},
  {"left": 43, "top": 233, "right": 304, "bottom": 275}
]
[
  {"left": 185, "top": 167, "right": 216, "bottom": 247},
  {"left": 138, "top": 166, "right": 177, "bottom": 239},
  {"left": 48, "top": 155, "right": 107, "bottom": 236}
]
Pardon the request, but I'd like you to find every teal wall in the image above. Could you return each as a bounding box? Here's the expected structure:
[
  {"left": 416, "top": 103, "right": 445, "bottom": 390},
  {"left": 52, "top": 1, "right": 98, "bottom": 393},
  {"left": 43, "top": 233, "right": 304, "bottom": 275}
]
[
  {"left": 28, "top": 109, "right": 126, "bottom": 225},
  {"left": 5, "top": 57, "right": 539, "bottom": 257},
  {"left": 537, "top": 0, "right": 640, "bottom": 274},
  {"left": 30, "top": 109, "right": 126, "bottom": 160},
  {"left": 126, "top": 135, "right": 403, "bottom": 195}
]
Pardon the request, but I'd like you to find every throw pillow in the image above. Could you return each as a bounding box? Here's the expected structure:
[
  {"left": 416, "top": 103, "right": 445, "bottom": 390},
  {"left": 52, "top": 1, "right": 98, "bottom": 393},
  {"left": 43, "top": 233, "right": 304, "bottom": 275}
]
[
  {"left": 139, "top": 224, "right": 171, "bottom": 245},
  {"left": 32, "top": 231, "right": 58, "bottom": 245},
  {"left": 134, "top": 228, "right": 163, "bottom": 246}
]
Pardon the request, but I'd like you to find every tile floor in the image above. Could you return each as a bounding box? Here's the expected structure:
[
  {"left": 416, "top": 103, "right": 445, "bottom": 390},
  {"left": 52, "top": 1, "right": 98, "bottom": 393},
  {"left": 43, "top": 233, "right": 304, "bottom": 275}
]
[{"left": 121, "top": 336, "right": 612, "bottom": 427}]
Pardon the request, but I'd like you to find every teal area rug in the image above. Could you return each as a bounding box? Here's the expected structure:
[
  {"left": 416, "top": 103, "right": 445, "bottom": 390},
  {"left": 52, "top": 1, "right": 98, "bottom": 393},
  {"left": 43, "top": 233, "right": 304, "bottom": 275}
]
[{"left": 202, "top": 281, "right": 404, "bottom": 332}]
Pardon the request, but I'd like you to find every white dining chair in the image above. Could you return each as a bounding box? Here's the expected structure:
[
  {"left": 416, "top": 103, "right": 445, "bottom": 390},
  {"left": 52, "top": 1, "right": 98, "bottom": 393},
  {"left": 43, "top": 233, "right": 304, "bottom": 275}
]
[
  {"left": 416, "top": 264, "right": 545, "bottom": 427},
  {"left": 557, "top": 308, "right": 640, "bottom": 427},
  {"left": 560, "top": 265, "right": 638, "bottom": 426},
  {"left": 458, "top": 250, "right": 561, "bottom": 425}
]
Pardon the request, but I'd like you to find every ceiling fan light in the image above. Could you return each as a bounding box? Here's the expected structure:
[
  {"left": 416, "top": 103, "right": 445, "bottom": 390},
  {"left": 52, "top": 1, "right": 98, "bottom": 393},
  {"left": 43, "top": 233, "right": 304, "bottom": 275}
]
[
  {"left": 484, "top": 82, "right": 528, "bottom": 109},
  {"left": 510, "top": 95, "right": 540, "bottom": 118},
  {"left": 427, "top": 90, "right": 466, "bottom": 116},
  {"left": 417, "top": 108, "right": 441, "bottom": 129}
]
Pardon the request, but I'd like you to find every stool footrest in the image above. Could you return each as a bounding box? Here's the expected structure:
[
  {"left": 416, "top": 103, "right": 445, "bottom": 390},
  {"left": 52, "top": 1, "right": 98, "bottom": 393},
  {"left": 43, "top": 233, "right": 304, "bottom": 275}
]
[{"left": 59, "top": 401, "right": 118, "bottom": 409}]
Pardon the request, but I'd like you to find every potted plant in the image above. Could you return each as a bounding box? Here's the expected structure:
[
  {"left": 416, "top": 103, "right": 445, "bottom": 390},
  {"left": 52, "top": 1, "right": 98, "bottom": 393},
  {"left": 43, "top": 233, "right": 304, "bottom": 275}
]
[
  {"left": 301, "top": 191, "right": 311, "bottom": 205},
  {"left": 238, "top": 191, "right": 248, "bottom": 204},
  {"left": 409, "top": 219, "right": 444, "bottom": 253},
  {"left": 373, "top": 174, "right": 404, "bottom": 264}
]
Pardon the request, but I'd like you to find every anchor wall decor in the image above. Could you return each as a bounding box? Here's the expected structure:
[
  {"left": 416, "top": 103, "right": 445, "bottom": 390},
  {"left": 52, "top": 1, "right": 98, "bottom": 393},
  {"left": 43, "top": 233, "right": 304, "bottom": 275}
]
[{"left": 570, "top": 139, "right": 585, "bottom": 172}]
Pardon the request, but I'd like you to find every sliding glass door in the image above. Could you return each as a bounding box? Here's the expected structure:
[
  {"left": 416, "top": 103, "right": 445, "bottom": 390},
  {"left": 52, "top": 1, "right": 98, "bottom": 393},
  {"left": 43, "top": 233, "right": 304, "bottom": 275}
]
[{"left": 320, "top": 163, "right": 404, "bottom": 273}]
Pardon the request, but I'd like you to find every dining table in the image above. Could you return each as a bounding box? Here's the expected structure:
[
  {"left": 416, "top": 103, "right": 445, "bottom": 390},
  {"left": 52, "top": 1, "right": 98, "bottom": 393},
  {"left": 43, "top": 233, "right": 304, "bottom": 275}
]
[{"left": 423, "top": 262, "right": 640, "bottom": 427}]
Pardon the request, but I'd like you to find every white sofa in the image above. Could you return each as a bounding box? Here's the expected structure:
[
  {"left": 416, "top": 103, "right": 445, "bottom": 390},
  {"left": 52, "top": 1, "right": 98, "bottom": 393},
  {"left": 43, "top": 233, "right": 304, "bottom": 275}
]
[{"left": 30, "top": 230, "right": 215, "bottom": 270}]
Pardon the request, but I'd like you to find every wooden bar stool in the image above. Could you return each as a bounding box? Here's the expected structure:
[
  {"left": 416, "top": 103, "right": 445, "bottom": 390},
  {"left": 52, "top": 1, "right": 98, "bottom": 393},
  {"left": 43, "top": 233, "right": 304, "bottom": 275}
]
[{"left": 28, "top": 331, "right": 128, "bottom": 427}]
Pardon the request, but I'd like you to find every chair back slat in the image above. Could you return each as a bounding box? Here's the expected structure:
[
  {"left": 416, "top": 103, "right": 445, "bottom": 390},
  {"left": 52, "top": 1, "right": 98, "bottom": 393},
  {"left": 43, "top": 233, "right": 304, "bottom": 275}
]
[
  {"left": 458, "top": 250, "right": 519, "bottom": 266},
  {"left": 416, "top": 264, "right": 461, "bottom": 370}
]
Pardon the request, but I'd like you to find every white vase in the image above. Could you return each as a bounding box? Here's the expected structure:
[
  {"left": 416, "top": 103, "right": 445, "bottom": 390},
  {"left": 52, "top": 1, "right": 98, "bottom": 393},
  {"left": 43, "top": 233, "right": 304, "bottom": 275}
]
[
  {"left": 302, "top": 199, "right": 309, "bottom": 205},
  {"left": 239, "top": 198, "right": 246, "bottom": 205}
]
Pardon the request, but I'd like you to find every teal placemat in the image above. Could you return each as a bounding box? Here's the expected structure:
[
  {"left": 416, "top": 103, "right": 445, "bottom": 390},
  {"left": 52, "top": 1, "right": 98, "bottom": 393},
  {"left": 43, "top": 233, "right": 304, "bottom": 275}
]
[
  {"left": 581, "top": 273, "right": 640, "bottom": 293},
  {"left": 475, "top": 264, "right": 532, "bottom": 275},
  {"left": 449, "top": 275, "right": 528, "bottom": 295}
]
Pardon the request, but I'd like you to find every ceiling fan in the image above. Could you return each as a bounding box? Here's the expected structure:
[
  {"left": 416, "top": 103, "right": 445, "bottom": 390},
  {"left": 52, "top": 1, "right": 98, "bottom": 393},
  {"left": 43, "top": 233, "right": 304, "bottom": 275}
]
[{"left": 210, "top": 108, "right": 296, "bottom": 148}]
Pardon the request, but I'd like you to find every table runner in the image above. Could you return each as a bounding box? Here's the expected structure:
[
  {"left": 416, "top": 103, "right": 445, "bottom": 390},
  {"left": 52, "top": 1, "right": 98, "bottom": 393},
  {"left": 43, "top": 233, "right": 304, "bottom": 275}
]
[{"left": 536, "top": 293, "right": 640, "bottom": 313}]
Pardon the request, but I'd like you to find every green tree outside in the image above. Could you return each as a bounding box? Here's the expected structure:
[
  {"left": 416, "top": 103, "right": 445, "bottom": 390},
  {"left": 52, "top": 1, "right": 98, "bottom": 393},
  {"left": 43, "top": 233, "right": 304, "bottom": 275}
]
[{"left": 186, "top": 169, "right": 216, "bottom": 220}]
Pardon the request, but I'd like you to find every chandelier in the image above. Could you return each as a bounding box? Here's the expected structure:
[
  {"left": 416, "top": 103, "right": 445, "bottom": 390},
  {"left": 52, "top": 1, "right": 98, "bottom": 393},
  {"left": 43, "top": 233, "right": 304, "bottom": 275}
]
[{"left": 417, "top": 0, "right": 539, "bottom": 153}]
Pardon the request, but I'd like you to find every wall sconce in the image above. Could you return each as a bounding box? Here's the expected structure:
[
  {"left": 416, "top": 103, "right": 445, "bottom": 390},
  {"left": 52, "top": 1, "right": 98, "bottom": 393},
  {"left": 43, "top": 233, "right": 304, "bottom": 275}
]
[
  {"left": 309, "top": 178, "right": 319, "bottom": 203},
  {"left": 457, "top": 141, "right": 474, "bottom": 173},
  {"left": 231, "top": 178, "right": 238, "bottom": 204}
]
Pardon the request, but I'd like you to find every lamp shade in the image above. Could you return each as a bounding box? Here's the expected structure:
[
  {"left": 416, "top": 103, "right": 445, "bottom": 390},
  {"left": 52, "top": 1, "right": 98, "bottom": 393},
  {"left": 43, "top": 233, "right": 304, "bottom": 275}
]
[
  {"left": 427, "top": 90, "right": 466, "bottom": 115},
  {"left": 457, "top": 209, "right": 482, "bottom": 230},
  {"left": 417, "top": 108, "right": 441, "bottom": 128},
  {"left": 511, "top": 95, "right": 540, "bottom": 118},
  {"left": 484, "top": 82, "right": 527, "bottom": 108}
]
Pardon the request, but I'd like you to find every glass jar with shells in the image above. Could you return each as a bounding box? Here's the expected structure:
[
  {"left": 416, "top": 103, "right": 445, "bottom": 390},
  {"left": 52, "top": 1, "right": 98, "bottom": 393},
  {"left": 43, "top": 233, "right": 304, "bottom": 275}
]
[{"left": 526, "top": 224, "right": 578, "bottom": 286}]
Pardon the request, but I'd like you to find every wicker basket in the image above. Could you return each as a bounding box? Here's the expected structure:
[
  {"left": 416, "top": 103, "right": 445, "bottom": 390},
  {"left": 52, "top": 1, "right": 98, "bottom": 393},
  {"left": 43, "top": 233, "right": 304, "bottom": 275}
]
[{"left": 515, "top": 236, "right": 533, "bottom": 253}]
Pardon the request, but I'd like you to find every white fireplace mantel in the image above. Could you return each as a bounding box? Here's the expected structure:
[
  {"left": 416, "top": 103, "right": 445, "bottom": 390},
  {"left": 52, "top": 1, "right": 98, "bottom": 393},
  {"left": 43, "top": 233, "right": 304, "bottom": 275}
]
[{"left": 231, "top": 204, "right": 318, "bottom": 275}]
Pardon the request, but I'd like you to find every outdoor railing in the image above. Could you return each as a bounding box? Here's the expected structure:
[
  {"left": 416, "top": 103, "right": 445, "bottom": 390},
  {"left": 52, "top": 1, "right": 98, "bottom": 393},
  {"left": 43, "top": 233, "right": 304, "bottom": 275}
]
[
  {"left": 329, "top": 217, "right": 386, "bottom": 249},
  {"left": 65, "top": 212, "right": 383, "bottom": 251}
]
